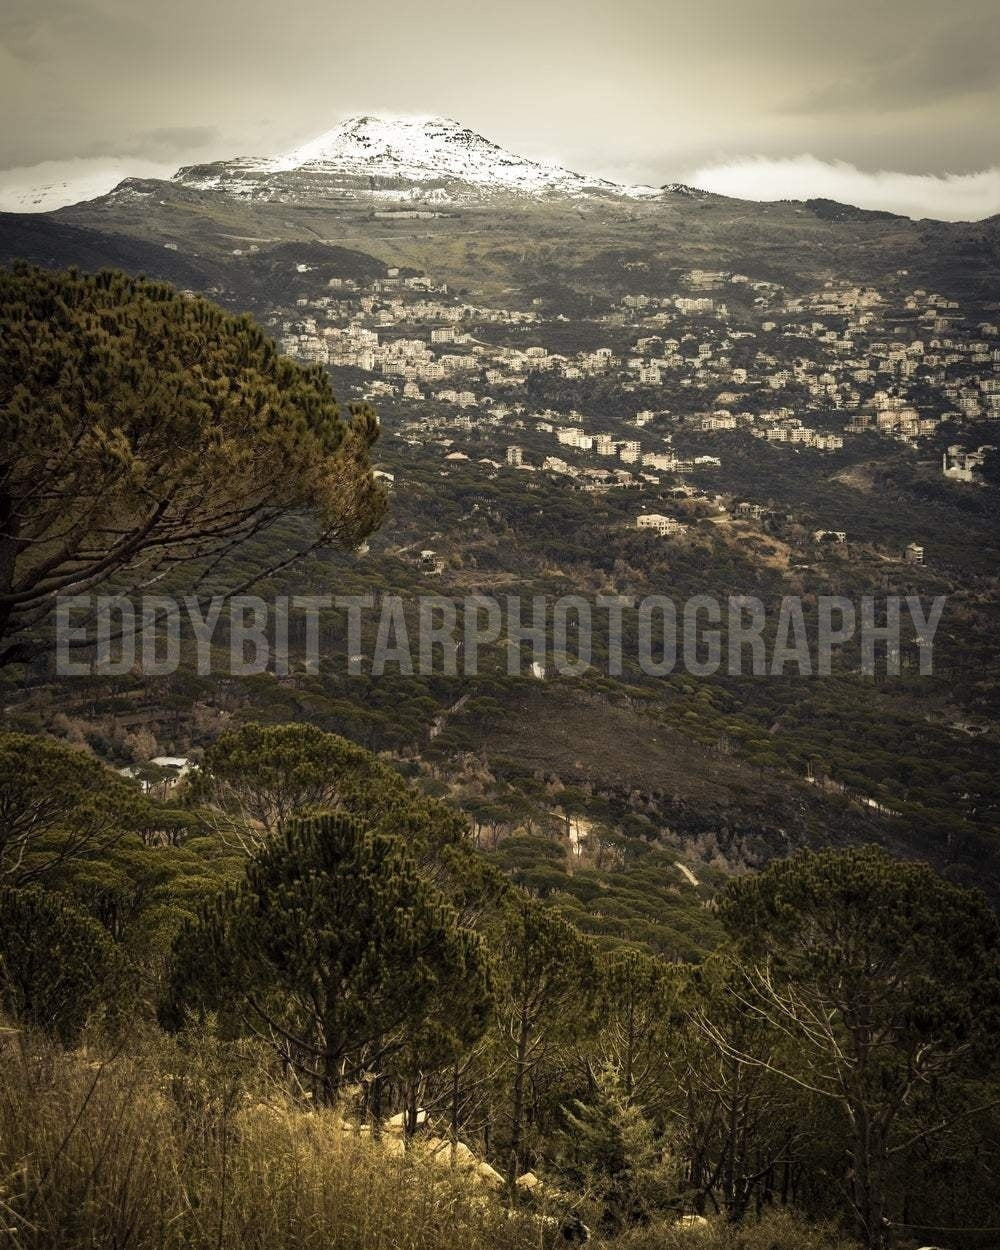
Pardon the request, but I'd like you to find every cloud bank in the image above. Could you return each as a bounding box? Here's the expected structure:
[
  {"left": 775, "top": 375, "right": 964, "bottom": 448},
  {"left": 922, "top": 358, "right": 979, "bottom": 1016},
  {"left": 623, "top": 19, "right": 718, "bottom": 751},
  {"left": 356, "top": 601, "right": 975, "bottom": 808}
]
[
  {"left": 684, "top": 155, "right": 1000, "bottom": 222},
  {"left": 0, "top": 157, "right": 178, "bottom": 212}
]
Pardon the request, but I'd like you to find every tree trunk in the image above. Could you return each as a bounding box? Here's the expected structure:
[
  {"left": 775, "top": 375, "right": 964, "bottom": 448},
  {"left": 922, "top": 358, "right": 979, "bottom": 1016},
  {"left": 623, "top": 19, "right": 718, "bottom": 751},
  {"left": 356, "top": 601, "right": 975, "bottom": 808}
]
[
  {"left": 370, "top": 1066, "right": 384, "bottom": 1140},
  {"left": 851, "top": 1107, "right": 890, "bottom": 1250},
  {"left": 449, "top": 1064, "right": 461, "bottom": 1165},
  {"left": 507, "top": 1013, "right": 530, "bottom": 1191}
]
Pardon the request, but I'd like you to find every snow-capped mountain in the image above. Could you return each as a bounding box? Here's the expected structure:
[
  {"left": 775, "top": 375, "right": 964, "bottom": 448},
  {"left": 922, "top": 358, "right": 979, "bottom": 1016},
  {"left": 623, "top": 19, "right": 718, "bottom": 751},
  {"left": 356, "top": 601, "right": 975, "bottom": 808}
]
[
  {"left": 171, "top": 114, "right": 658, "bottom": 202},
  {"left": 271, "top": 115, "right": 614, "bottom": 191}
]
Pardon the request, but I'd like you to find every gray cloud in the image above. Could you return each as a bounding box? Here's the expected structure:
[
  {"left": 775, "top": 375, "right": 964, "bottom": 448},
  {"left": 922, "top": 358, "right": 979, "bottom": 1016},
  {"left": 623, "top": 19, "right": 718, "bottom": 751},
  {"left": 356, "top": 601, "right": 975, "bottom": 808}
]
[
  {"left": 783, "top": 14, "right": 1000, "bottom": 115},
  {"left": 77, "top": 126, "right": 222, "bottom": 160},
  {"left": 0, "top": 0, "right": 146, "bottom": 65}
]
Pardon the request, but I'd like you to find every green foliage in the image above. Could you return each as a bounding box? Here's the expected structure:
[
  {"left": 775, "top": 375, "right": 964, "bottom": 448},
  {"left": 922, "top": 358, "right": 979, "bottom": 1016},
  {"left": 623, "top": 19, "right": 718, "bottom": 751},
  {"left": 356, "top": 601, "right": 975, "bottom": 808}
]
[
  {"left": 191, "top": 720, "right": 388, "bottom": 835},
  {"left": 717, "top": 846, "right": 1000, "bottom": 1249},
  {"left": 560, "top": 1067, "right": 677, "bottom": 1231},
  {"left": 0, "top": 731, "right": 141, "bottom": 883},
  {"left": 1, "top": 717, "right": 997, "bottom": 1245},
  {"left": 165, "top": 812, "right": 490, "bottom": 1100},
  {"left": 0, "top": 884, "right": 122, "bottom": 1040},
  {"left": 50, "top": 829, "right": 243, "bottom": 980},
  {"left": 719, "top": 845, "right": 1000, "bottom": 1063},
  {"left": 598, "top": 949, "right": 687, "bottom": 1105},
  {"left": 0, "top": 265, "right": 386, "bottom": 662},
  {"left": 493, "top": 896, "right": 601, "bottom": 1183},
  {"left": 190, "top": 720, "right": 505, "bottom": 917},
  {"left": 494, "top": 895, "right": 601, "bottom": 1047}
]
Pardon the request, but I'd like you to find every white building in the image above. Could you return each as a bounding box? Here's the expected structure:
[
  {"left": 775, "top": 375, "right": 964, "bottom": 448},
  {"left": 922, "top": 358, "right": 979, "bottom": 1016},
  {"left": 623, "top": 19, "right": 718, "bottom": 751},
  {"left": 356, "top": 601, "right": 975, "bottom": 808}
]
[
  {"left": 905, "top": 542, "right": 924, "bottom": 565},
  {"left": 943, "top": 444, "right": 994, "bottom": 482},
  {"left": 636, "top": 513, "right": 687, "bottom": 535},
  {"left": 557, "top": 427, "right": 593, "bottom": 451}
]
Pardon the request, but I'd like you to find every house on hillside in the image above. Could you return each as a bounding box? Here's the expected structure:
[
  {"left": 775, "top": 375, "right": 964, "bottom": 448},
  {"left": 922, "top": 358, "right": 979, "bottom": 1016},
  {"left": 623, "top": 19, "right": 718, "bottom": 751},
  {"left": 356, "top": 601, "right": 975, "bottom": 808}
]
[
  {"left": 943, "top": 444, "right": 994, "bottom": 482},
  {"left": 905, "top": 542, "right": 924, "bottom": 565},
  {"left": 636, "top": 513, "right": 687, "bottom": 536}
]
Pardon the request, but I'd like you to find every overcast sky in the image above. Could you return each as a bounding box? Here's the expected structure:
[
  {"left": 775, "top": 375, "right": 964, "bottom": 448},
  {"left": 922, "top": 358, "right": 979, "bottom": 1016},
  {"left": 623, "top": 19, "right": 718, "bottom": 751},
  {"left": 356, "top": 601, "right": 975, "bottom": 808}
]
[{"left": 1, "top": 0, "right": 998, "bottom": 218}]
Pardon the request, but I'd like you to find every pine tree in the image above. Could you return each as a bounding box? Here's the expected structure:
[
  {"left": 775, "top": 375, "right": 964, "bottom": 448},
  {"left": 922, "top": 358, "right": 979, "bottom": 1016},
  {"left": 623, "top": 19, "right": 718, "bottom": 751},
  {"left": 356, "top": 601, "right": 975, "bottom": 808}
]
[
  {"left": 189, "top": 722, "right": 506, "bottom": 913},
  {"left": 164, "top": 812, "right": 490, "bottom": 1102},
  {"left": 0, "top": 732, "right": 142, "bottom": 883},
  {"left": 599, "top": 948, "right": 686, "bottom": 1106},
  {"left": 715, "top": 846, "right": 1000, "bottom": 1250},
  {"left": 0, "top": 265, "right": 386, "bottom": 664},
  {"left": 493, "top": 897, "right": 600, "bottom": 1188},
  {"left": 560, "top": 1066, "right": 675, "bottom": 1232},
  {"left": 191, "top": 722, "right": 390, "bottom": 841},
  {"left": 0, "top": 884, "right": 122, "bottom": 1040}
]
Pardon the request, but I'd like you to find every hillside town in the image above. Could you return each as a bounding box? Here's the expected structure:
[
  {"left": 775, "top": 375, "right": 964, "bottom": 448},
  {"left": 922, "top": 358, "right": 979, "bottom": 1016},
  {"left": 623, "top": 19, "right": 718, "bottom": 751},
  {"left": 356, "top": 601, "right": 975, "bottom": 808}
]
[
  {"left": 264, "top": 260, "right": 997, "bottom": 556},
  {"left": 273, "top": 265, "right": 997, "bottom": 463}
]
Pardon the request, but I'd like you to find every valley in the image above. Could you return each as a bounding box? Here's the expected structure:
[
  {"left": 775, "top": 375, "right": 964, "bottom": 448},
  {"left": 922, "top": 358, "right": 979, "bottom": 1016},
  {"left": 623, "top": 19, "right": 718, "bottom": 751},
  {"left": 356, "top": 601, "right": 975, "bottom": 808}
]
[{"left": 2, "top": 117, "right": 997, "bottom": 906}]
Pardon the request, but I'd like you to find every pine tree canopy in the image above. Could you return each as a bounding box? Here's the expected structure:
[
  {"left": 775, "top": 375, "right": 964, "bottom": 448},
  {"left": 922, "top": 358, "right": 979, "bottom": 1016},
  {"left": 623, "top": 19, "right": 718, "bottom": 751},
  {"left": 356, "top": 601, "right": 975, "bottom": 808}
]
[
  {"left": 0, "top": 265, "right": 387, "bottom": 663},
  {"left": 164, "top": 811, "right": 490, "bottom": 1099},
  {"left": 0, "top": 884, "right": 122, "bottom": 1041},
  {"left": 0, "top": 731, "right": 143, "bottom": 884}
]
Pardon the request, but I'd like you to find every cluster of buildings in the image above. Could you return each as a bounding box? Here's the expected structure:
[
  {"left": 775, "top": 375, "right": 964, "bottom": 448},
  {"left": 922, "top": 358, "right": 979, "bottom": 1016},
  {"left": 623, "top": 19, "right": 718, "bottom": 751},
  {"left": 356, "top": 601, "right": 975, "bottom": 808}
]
[
  {"left": 273, "top": 263, "right": 999, "bottom": 454},
  {"left": 748, "top": 418, "right": 844, "bottom": 450},
  {"left": 266, "top": 256, "right": 998, "bottom": 516},
  {"left": 635, "top": 513, "right": 688, "bottom": 536},
  {"left": 499, "top": 410, "right": 723, "bottom": 484}
]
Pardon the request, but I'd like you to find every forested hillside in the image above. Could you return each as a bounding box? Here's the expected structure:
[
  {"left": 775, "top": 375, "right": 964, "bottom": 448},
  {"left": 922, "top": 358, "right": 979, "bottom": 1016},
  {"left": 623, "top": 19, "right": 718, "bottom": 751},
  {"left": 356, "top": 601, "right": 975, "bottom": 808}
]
[
  {"left": 2, "top": 724, "right": 999, "bottom": 1250},
  {"left": 2, "top": 259, "right": 998, "bottom": 1250}
]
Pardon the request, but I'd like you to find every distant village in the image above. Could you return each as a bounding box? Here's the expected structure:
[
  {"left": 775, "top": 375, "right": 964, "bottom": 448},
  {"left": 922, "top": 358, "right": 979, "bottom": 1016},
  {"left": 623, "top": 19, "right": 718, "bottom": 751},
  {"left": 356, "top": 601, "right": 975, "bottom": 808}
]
[{"left": 265, "top": 261, "right": 998, "bottom": 557}]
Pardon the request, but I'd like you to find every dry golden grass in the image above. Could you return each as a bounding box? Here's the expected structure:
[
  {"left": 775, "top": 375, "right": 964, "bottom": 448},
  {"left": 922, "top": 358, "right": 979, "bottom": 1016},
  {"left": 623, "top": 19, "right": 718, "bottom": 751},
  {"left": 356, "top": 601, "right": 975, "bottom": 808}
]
[
  {"left": 0, "top": 1029, "right": 539, "bottom": 1250},
  {"left": 0, "top": 1027, "right": 859, "bottom": 1250},
  {"left": 614, "top": 1210, "right": 860, "bottom": 1250}
]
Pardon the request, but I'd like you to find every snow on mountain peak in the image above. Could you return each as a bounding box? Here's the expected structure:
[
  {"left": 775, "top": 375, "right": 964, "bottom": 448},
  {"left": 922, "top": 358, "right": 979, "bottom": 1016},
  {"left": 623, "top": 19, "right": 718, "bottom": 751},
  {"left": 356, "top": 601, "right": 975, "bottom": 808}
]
[
  {"left": 263, "top": 113, "right": 600, "bottom": 192},
  {"left": 168, "top": 114, "right": 662, "bottom": 201}
]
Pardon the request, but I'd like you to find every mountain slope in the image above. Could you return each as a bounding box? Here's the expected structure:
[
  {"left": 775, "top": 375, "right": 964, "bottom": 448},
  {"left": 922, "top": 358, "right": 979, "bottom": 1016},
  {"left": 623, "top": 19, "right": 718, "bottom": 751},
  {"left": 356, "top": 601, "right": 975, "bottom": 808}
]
[
  {"left": 0, "top": 212, "right": 235, "bottom": 288},
  {"left": 275, "top": 115, "right": 622, "bottom": 191}
]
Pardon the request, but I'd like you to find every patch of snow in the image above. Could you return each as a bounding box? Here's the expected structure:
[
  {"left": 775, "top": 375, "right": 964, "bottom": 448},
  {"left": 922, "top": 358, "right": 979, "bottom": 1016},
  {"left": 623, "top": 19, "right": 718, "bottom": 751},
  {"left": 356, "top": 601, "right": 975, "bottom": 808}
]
[{"left": 0, "top": 157, "right": 177, "bottom": 213}]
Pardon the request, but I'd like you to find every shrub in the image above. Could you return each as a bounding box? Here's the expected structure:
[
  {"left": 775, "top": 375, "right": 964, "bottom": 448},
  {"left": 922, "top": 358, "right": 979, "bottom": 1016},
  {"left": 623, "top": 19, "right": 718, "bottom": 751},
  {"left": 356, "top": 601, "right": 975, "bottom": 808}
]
[{"left": 0, "top": 885, "right": 122, "bottom": 1041}]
